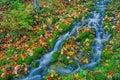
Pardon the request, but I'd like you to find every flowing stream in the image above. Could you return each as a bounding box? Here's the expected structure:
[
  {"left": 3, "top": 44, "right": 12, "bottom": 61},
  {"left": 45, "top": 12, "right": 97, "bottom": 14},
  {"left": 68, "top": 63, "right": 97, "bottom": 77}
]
[{"left": 20, "top": 0, "right": 112, "bottom": 80}]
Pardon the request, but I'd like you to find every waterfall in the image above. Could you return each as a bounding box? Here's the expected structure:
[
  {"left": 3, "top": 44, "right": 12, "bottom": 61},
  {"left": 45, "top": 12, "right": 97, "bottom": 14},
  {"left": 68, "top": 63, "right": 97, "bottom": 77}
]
[{"left": 19, "top": 0, "right": 112, "bottom": 80}]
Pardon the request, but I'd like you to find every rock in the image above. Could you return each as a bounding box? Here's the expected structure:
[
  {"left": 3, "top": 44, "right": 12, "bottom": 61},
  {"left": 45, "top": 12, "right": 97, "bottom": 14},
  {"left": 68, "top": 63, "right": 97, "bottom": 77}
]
[
  {"left": 50, "top": 62, "right": 67, "bottom": 69},
  {"left": 0, "top": 12, "right": 2, "bottom": 15}
]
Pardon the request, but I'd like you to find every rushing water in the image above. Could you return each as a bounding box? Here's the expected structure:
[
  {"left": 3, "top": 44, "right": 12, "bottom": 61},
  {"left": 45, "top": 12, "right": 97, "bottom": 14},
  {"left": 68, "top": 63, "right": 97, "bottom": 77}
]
[{"left": 19, "top": 0, "right": 112, "bottom": 80}]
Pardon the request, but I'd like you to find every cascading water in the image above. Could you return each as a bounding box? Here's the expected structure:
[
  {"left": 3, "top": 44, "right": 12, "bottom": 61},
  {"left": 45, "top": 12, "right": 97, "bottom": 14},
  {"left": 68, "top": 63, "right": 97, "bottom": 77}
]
[
  {"left": 33, "top": 0, "right": 40, "bottom": 13},
  {"left": 19, "top": 0, "right": 113, "bottom": 80}
]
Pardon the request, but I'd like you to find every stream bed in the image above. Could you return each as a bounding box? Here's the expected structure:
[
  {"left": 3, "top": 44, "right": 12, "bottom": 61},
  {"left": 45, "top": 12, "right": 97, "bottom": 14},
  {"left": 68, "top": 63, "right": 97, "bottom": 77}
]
[{"left": 20, "top": 0, "right": 113, "bottom": 80}]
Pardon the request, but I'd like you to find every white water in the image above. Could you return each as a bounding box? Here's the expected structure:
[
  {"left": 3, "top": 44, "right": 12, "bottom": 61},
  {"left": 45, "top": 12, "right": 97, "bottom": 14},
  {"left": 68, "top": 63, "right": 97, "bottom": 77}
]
[{"left": 19, "top": 0, "right": 112, "bottom": 80}]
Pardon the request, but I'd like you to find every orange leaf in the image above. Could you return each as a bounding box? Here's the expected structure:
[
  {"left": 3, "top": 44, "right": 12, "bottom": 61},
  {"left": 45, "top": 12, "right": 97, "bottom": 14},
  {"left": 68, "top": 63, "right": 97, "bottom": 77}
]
[
  {"left": 0, "top": 54, "right": 3, "bottom": 58},
  {"left": 110, "top": 70, "right": 114, "bottom": 76},
  {"left": 65, "top": 51, "right": 74, "bottom": 56},
  {"left": 21, "top": 54, "right": 26, "bottom": 60},
  {"left": 6, "top": 70, "right": 12, "bottom": 74},
  {"left": 85, "top": 43, "right": 89, "bottom": 49},
  {"left": 116, "top": 25, "right": 120, "bottom": 30},
  {"left": 65, "top": 44, "right": 72, "bottom": 50}
]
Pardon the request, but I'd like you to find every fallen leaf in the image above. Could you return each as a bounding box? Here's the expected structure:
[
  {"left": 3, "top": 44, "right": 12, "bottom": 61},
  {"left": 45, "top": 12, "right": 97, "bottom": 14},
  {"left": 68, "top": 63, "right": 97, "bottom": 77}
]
[
  {"left": 1, "top": 73, "right": 6, "bottom": 78},
  {"left": 116, "top": 25, "right": 120, "bottom": 30},
  {"left": 65, "top": 44, "right": 72, "bottom": 50},
  {"left": 21, "top": 54, "right": 26, "bottom": 61},
  {"left": 65, "top": 51, "right": 74, "bottom": 56},
  {"left": 109, "top": 70, "right": 114, "bottom": 76},
  {"left": 6, "top": 70, "right": 12, "bottom": 74},
  {"left": 13, "top": 53, "right": 18, "bottom": 60}
]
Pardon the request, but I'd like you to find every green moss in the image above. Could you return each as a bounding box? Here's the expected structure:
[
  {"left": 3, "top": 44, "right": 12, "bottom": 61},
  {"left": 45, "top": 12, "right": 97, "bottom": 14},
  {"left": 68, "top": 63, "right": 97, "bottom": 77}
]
[
  {"left": 50, "top": 37, "right": 57, "bottom": 49},
  {"left": 51, "top": 52, "right": 59, "bottom": 63},
  {"left": 1, "top": 4, "right": 33, "bottom": 36},
  {"left": 32, "top": 53, "right": 41, "bottom": 60},
  {"left": 0, "top": 31, "right": 7, "bottom": 38},
  {"left": 46, "top": 36, "right": 57, "bottom": 50},
  {"left": 32, "top": 46, "right": 47, "bottom": 60},
  {"left": 93, "top": 73, "right": 106, "bottom": 80},
  {"left": 59, "top": 54, "right": 69, "bottom": 64},
  {"left": 6, "top": 47, "right": 16, "bottom": 57},
  {"left": 50, "top": 15, "right": 55, "bottom": 24},
  {"left": 113, "top": 73, "right": 120, "bottom": 80},
  {"left": 19, "top": 49, "right": 26, "bottom": 54},
  {"left": 37, "top": 30, "right": 44, "bottom": 35},
  {"left": 33, "top": 46, "right": 44, "bottom": 54},
  {"left": 78, "top": 31, "right": 91, "bottom": 41},
  {"left": 31, "top": 32, "right": 37, "bottom": 36},
  {"left": 60, "top": 54, "right": 66, "bottom": 61},
  {"left": 89, "top": 34, "right": 95, "bottom": 39},
  {"left": 24, "top": 56, "right": 33, "bottom": 65},
  {"left": 102, "top": 52, "right": 111, "bottom": 59},
  {"left": 79, "top": 14, "right": 83, "bottom": 19},
  {"left": 78, "top": 70, "right": 87, "bottom": 78},
  {"left": 7, "top": 50, "right": 14, "bottom": 57},
  {"left": 52, "top": 30, "right": 60, "bottom": 36},
  {"left": 59, "top": 23, "right": 70, "bottom": 33},
  {"left": 61, "top": 74, "right": 74, "bottom": 80},
  {"left": 27, "top": 40, "right": 34, "bottom": 46},
  {"left": 32, "top": 61, "right": 39, "bottom": 68},
  {"left": 106, "top": 11, "right": 113, "bottom": 17},
  {"left": 16, "top": 56, "right": 23, "bottom": 64},
  {"left": 104, "top": 22, "right": 112, "bottom": 32},
  {"left": 0, "top": 60, "right": 10, "bottom": 66},
  {"left": 34, "top": 37, "right": 40, "bottom": 42}
]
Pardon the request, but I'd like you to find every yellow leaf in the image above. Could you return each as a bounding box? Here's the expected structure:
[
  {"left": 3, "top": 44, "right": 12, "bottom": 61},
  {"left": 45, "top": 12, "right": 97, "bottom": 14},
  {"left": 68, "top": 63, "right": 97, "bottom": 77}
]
[
  {"left": 84, "top": 58, "right": 89, "bottom": 64},
  {"left": 69, "top": 60, "right": 73, "bottom": 63},
  {"left": 74, "top": 73, "right": 79, "bottom": 78},
  {"left": 21, "top": 54, "right": 26, "bottom": 61}
]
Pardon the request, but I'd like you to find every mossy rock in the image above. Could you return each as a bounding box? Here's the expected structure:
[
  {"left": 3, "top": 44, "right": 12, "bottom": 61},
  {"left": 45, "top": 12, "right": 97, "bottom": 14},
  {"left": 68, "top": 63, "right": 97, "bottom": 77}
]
[{"left": 50, "top": 62, "right": 67, "bottom": 70}]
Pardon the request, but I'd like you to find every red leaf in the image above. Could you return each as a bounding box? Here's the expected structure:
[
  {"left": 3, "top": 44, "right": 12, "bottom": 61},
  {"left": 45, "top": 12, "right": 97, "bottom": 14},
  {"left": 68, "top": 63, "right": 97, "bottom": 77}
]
[
  {"left": 116, "top": 25, "right": 120, "bottom": 30},
  {"left": 47, "top": 77, "right": 52, "bottom": 80},
  {"left": 6, "top": 70, "right": 12, "bottom": 74},
  {"left": 13, "top": 53, "right": 18, "bottom": 60}
]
